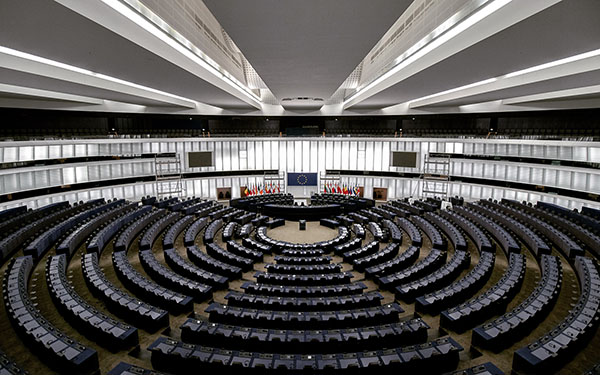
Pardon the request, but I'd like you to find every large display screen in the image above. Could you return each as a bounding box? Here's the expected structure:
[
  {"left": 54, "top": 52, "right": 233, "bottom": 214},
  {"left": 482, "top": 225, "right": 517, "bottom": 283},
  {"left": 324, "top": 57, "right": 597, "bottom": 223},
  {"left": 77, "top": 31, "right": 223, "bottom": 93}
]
[
  {"left": 391, "top": 151, "right": 418, "bottom": 168},
  {"left": 188, "top": 151, "right": 213, "bottom": 167}
]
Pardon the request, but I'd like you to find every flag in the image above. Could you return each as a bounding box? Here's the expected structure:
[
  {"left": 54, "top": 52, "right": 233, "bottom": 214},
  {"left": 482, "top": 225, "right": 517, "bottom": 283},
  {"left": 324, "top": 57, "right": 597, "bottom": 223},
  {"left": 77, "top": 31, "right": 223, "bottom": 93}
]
[
  {"left": 244, "top": 186, "right": 249, "bottom": 197},
  {"left": 354, "top": 186, "right": 360, "bottom": 195},
  {"left": 287, "top": 172, "right": 318, "bottom": 186},
  {"left": 337, "top": 184, "right": 342, "bottom": 194},
  {"left": 277, "top": 183, "right": 281, "bottom": 193}
]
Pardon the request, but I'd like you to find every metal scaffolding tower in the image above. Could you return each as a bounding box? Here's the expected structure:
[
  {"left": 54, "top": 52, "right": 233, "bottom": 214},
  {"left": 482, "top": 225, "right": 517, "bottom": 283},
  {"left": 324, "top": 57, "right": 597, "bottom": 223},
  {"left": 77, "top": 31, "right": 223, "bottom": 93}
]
[
  {"left": 155, "top": 153, "right": 184, "bottom": 198},
  {"left": 421, "top": 154, "right": 450, "bottom": 200}
]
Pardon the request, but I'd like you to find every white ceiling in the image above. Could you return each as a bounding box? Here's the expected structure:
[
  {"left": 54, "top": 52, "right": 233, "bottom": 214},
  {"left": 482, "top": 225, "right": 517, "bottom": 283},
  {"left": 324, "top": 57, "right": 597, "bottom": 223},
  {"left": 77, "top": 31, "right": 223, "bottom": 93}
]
[{"left": 0, "top": 0, "right": 599, "bottom": 116}]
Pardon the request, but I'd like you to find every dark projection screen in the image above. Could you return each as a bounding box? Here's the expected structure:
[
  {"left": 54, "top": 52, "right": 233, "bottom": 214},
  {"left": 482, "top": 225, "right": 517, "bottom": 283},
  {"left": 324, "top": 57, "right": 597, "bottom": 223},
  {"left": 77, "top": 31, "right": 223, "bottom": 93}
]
[
  {"left": 391, "top": 151, "right": 418, "bottom": 168},
  {"left": 188, "top": 151, "right": 213, "bottom": 167}
]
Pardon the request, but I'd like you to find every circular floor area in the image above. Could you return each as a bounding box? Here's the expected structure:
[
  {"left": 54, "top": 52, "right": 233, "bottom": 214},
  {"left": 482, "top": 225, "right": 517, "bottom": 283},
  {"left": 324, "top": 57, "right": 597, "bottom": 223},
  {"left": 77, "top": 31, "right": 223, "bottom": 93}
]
[{"left": 265, "top": 220, "right": 339, "bottom": 244}]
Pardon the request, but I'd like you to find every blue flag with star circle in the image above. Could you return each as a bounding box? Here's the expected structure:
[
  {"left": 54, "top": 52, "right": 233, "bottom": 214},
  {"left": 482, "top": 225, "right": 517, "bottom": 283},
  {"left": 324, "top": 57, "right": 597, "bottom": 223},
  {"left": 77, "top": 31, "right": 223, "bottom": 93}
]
[{"left": 287, "top": 172, "right": 318, "bottom": 186}]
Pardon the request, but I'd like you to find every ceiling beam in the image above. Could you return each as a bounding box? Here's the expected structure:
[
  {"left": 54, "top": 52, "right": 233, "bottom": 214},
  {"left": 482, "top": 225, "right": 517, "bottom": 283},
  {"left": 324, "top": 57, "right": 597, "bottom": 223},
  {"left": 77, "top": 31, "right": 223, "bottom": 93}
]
[
  {"left": 0, "top": 83, "right": 104, "bottom": 104},
  {"left": 54, "top": 0, "right": 263, "bottom": 109},
  {"left": 502, "top": 84, "right": 600, "bottom": 105},
  {"left": 343, "top": 0, "right": 562, "bottom": 109},
  {"left": 409, "top": 49, "right": 600, "bottom": 108},
  {"left": 0, "top": 46, "right": 199, "bottom": 108}
]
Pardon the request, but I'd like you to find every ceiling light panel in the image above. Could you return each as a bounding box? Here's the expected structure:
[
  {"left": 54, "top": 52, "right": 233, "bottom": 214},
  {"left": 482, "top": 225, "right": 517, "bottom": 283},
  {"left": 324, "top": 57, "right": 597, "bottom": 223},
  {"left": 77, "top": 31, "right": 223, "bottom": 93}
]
[
  {"left": 328, "top": 0, "right": 475, "bottom": 105},
  {"left": 120, "top": 0, "right": 275, "bottom": 105}
]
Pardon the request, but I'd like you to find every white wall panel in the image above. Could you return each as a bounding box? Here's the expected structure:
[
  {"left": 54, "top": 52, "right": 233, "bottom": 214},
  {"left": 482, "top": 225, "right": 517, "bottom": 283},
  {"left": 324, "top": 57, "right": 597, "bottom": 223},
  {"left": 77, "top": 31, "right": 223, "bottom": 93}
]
[
  {"left": 302, "top": 141, "right": 310, "bottom": 172},
  {"left": 0, "top": 137, "right": 598, "bottom": 210}
]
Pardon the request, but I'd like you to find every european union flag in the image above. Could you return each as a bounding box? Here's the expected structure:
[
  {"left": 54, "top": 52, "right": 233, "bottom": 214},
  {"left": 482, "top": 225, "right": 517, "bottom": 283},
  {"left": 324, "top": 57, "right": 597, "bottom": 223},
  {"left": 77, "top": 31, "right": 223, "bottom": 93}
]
[{"left": 287, "top": 172, "right": 318, "bottom": 186}]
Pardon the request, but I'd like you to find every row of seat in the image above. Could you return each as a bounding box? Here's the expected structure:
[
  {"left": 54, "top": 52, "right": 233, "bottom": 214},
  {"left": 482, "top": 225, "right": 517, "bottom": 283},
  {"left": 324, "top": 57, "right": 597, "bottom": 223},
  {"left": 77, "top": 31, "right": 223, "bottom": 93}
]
[
  {"left": 470, "top": 203, "right": 550, "bottom": 257},
  {"left": 183, "top": 216, "right": 210, "bottom": 246},
  {"left": 348, "top": 212, "right": 369, "bottom": 224},
  {"left": 370, "top": 207, "right": 395, "bottom": 221},
  {"left": 3, "top": 256, "right": 99, "bottom": 374},
  {"left": 221, "top": 241, "right": 261, "bottom": 263},
  {"left": 343, "top": 241, "right": 380, "bottom": 262},
  {"left": 154, "top": 197, "right": 178, "bottom": 208},
  {"left": 275, "top": 254, "right": 332, "bottom": 265},
  {"left": 24, "top": 199, "right": 107, "bottom": 259},
  {"left": 440, "top": 210, "right": 494, "bottom": 253},
  {"left": 166, "top": 197, "right": 202, "bottom": 212},
  {"left": 0, "top": 350, "right": 28, "bottom": 375},
  {"left": 206, "top": 242, "right": 254, "bottom": 271},
  {"left": 242, "top": 237, "right": 273, "bottom": 254},
  {"left": 0, "top": 202, "right": 72, "bottom": 264},
  {"left": 163, "top": 215, "right": 195, "bottom": 249},
  {"left": 46, "top": 254, "right": 139, "bottom": 349},
  {"left": 0, "top": 205, "right": 33, "bottom": 234},
  {"left": 411, "top": 216, "right": 447, "bottom": 250},
  {"left": 320, "top": 218, "right": 339, "bottom": 228},
  {"left": 203, "top": 218, "right": 223, "bottom": 244},
  {"left": 472, "top": 254, "right": 562, "bottom": 351},
  {"left": 186, "top": 245, "right": 242, "bottom": 278},
  {"left": 534, "top": 203, "right": 600, "bottom": 258},
  {"left": 395, "top": 218, "right": 422, "bottom": 246},
  {"left": 241, "top": 282, "right": 367, "bottom": 297},
  {"left": 266, "top": 218, "right": 286, "bottom": 228},
  {"left": 282, "top": 248, "right": 325, "bottom": 257},
  {"left": 235, "top": 212, "right": 256, "bottom": 225},
  {"left": 441, "top": 252, "right": 526, "bottom": 332},
  {"left": 87, "top": 205, "right": 151, "bottom": 254},
  {"left": 513, "top": 256, "right": 599, "bottom": 373},
  {"left": 381, "top": 220, "right": 402, "bottom": 243},
  {"left": 112, "top": 251, "right": 193, "bottom": 314},
  {"left": 163, "top": 248, "right": 228, "bottom": 287},
  {"left": 237, "top": 223, "right": 254, "bottom": 238},
  {"left": 379, "top": 204, "right": 410, "bottom": 218},
  {"left": 395, "top": 249, "right": 470, "bottom": 302},
  {"left": 496, "top": 200, "right": 584, "bottom": 258},
  {"left": 416, "top": 251, "right": 495, "bottom": 315},
  {"left": 379, "top": 249, "right": 447, "bottom": 289},
  {"left": 254, "top": 271, "right": 354, "bottom": 286},
  {"left": 453, "top": 206, "right": 520, "bottom": 255},
  {"left": 367, "top": 222, "right": 387, "bottom": 242},
  {"left": 179, "top": 318, "right": 429, "bottom": 353},
  {"left": 334, "top": 237, "right": 362, "bottom": 256},
  {"left": 224, "top": 290, "right": 384, "bottom": 311},
  {"left": 81, "top": 252, "right": 169, "bottom": 331},
  {"left": 181, "top": 199, "right": 213, "bottom": 215},
  {"left": 423, "top": 213, "right": 466, "bottom": 251},
  {"left": 223, "top": 209, "right": 245, "bottom": 223},
  {"left": 56, "top": 199, "right": 128, "bottom": 257},
  {"left": 205, "top": 302, "right": 403, "bottom": 329},
  {"left": 443, "top": 362, "right": 504, "bottom": 375},
  {"left": 139, "top": 212, "right": 180, "bottom": 251},
  {"left": 139, "top": 246, "right": 212, "bottom": 301},
  {"left": 365, "top": 245, "right": 420, "bottom": 278},
  {"left": 353, "top": 243, "right": 400, "bottom": 272},
  {"left": 391, "top": 200, "right": 423, "bottom": 216},
  {"left": 265, "top": 263, "right": 342, "bottom": 275},
  {"left": 222, "top": 222, "right": 239, "bottom": 241},
  {"left": 148, "top": 336, "right": 462, "bottom": 374},
  {"left": 114, "top": 209, "right": 166, "bottom": 252},
  {"left": 539, "top": 201, "right": 600, "bottom": 235},
  {"left": 361, "top": 210, "right": 383, "bottom": 223}
]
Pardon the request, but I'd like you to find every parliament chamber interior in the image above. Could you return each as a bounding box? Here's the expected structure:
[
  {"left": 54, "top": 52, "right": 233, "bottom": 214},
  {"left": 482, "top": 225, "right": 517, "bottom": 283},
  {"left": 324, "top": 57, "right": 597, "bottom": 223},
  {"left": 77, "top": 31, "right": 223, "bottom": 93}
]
[{"left": 1, "top": 0, "right": 600, "bottom": 374}]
